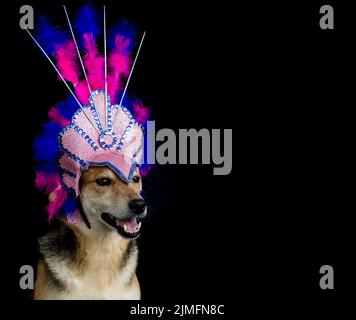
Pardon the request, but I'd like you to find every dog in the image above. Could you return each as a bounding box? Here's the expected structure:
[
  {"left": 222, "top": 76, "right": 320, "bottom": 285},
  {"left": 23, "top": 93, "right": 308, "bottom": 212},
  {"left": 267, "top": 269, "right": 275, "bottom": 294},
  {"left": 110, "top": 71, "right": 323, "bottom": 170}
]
[{"left": 34, "top": 165, "right": 147, "bottom": 300}]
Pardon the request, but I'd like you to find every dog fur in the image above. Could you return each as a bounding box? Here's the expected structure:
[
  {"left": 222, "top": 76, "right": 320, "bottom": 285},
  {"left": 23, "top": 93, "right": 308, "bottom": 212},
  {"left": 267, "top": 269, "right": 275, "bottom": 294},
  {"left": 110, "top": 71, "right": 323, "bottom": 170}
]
[{"left": 34, "top": 166, "right": 145, "bottom": 300}]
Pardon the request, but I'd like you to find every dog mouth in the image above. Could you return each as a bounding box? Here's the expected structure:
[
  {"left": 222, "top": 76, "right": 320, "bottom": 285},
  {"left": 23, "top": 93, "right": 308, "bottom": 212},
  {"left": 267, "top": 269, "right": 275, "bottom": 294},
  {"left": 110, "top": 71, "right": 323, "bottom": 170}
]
[{"left": 101, "top": 212, "right": 142, "bottom": 238}]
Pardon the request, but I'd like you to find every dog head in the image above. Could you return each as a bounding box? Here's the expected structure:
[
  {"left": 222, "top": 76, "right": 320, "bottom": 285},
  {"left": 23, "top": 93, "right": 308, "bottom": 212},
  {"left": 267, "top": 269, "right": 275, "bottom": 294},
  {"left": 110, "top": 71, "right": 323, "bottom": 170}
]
[{"left": 78, "top": 166, "right": 147, "bottom": 239}]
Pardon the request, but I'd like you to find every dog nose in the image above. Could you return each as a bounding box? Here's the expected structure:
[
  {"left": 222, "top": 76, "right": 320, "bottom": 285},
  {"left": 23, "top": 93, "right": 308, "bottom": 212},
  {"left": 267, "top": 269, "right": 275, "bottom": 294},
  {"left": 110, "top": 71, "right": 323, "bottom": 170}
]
[{"left": 129, "top": 199, "right": 147, "bottom": 215}]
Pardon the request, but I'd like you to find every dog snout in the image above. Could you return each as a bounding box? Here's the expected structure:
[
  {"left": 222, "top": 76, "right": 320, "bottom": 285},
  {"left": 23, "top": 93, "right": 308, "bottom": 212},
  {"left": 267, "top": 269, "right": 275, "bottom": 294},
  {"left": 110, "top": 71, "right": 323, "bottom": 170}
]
[{"left": 129, "top": 198, "right": 147, "bottom": 216}]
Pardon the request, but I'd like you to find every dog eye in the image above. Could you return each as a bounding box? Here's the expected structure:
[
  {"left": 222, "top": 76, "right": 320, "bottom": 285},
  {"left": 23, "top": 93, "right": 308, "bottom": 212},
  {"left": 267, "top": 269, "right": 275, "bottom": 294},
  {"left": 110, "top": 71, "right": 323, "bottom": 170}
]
[
  {"left": 96, "top": 178, "right": 112, "bottom": 186},
  {"left": 132, "top": 176, "right": 140, "bottom": 183}
]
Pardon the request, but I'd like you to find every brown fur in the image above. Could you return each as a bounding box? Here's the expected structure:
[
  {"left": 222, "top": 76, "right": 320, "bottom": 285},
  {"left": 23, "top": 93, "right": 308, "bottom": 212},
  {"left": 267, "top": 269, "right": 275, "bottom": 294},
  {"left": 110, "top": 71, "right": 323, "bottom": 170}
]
[{"left": 34, "top": 166, "right": 143, "bottom": 300}]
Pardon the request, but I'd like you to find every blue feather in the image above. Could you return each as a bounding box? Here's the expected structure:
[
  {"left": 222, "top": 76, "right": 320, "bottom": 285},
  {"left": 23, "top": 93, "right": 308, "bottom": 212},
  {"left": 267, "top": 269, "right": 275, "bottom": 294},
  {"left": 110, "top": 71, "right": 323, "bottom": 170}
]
[
  {"left": 33, "top": 121, "right": 61, "bottom": 164},
  {"left": 35, "top": 162, "right": 59, "bottom": 174},
  {"left": 74, "top": 5, "right": 100, "bottom": 47},
  {"left": 35, "top": 16, "right": 68, "bottom": 55},
  {"left": 108, "top": 19, "right": 137, "bottom": 51},
  {"left": 117, "top": 94, "right": 133, "bottom": 113},
  {"left": 56, "top": 96, "right": 79, "bottom": 121},
  {"left": 62, "top": 194, "right": 78, "bottom": 215}
]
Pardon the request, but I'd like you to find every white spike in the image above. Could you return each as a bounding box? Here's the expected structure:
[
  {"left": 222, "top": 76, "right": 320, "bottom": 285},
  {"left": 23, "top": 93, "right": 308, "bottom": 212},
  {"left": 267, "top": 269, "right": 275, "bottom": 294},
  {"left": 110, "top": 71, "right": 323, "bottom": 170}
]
[
  {"left": 104, "top": 6, "right": 108, "bottom": 131},
  {"left": 63, "top": 5, "right": 92, "bottom": 94},
  {"left": 24, "top": 28, "right": 99, "bottom": 133},
  {"left": 113, "top": 31, "right": 146, "bottom": 123}
]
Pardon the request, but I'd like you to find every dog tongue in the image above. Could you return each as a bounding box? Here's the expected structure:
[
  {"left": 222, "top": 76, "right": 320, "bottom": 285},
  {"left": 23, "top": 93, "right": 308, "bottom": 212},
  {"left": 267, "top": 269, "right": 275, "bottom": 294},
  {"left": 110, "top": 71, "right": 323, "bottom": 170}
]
[{"left": 116, "top": 217, "right": 138, "bottom": 232}]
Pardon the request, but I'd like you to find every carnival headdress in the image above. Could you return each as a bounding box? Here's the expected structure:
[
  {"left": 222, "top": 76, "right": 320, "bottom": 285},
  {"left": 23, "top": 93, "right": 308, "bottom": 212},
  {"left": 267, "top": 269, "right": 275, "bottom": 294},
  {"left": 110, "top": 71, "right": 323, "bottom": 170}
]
[{"left": 27, "top": 5, "right": 150, "bottom": 221}]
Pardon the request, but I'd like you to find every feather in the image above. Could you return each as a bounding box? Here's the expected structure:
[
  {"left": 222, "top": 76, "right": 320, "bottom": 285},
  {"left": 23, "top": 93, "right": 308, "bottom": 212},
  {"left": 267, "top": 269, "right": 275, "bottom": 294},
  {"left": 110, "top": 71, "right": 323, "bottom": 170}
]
[
  {"left": 83, "top": 33, "right": 104, "bottom": 90},
  {"left": 47, "top": 185, "right": 68, "bottom": 221},
  {"left": 116, "top": 94, "right": 133, "bottom": 112},
  {"left": 55, "top": 40, "right": 80, "bottom": 84},
  {"left": 75, "top": 80, "right": 90, "bottom": 104},
  {"left": 35, "top": 162, "right": 59, "bottom": 173},
  {"left": 33, "top": 122, "right": 61, "bottom": 164},
  {"left": 62, "top": 193, "right": 78, "bottom": 215},
  {"left": 35, "top": 172, "right": 61, "bottom": 195},
  {"left": 56, "top": 96, "right": 79, "bottom": 121},
  {"left": 132, "top": 100, "right": 150, "bottom": 124},
  {"left": 48, "top": 106, "right": 72, "bottom": 128},
  {"left": 108, "top": 35, "right": 132, "bottom": 103},
  {"left": 108, "top": 19, "right": 136, "bottom": 51},
  {"left": 36, "top": 16, "right": 68, "bottom": 55},
  {"left": 139, "top": 165, "right": 152, "bottom": 178},
  {"left": 74, "top": 5, "right": 100, "bottom": 48}
]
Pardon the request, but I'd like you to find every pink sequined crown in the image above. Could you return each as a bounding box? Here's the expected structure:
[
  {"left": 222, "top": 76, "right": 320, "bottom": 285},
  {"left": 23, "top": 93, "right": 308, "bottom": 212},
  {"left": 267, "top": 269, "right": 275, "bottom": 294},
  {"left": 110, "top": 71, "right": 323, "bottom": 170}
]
[{"left": 59, "top": 90, "right": 144, "bottom": 197}]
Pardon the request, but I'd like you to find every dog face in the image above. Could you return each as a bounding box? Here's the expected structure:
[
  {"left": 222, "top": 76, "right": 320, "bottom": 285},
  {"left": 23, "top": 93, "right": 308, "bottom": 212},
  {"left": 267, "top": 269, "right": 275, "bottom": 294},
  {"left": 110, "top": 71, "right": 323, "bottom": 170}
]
[{"left": 79, "top": 166, "right": 147, "bottom": 239}]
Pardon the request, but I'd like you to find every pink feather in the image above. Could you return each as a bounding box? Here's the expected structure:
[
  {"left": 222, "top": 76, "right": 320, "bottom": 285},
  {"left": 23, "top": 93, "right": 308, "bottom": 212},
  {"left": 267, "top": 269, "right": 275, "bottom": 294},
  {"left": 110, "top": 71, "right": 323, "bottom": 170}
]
[
  {"left": 35, "top": 172, "right": 61, "bottom": 195},
  {"left": 35, "top": 172, "right": 68, "bottom": 221},
  {"left": 75, "top": 80, "right": 90, "bottom": 104},
  {"left": 139, "top": 165, "right": 152, "bottom": 178},
  {"left": 133, "top": 101, "right": 150, "bottom": 123},
  {"left": 55, "top": 40, "right": 80, "bottom": 84},
  {"left": 83, "top": 33, "right": 104, "bottom": 90},
  {"left": 108, "top": 35, "right": 132, "bottom": 102},
  {"left": 47, "top": 186, "right": 68, "bottom": 222},
  {"left": 48, "top": 107, "right": 71, "bottom": 128}
]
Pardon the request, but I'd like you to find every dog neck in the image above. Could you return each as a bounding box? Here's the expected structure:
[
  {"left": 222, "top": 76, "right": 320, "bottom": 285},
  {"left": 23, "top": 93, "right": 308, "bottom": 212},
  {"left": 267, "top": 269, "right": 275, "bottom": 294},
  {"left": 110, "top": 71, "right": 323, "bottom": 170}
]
[
  {"left": 36, "top": 218, "right": 139, "bottom": 299},
  {"left": 64, "top": 218, "right": 134, "bottom": 265}
]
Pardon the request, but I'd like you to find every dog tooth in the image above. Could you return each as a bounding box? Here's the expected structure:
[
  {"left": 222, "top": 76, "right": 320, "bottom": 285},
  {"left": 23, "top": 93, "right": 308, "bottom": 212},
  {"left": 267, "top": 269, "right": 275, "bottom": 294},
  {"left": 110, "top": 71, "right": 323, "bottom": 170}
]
[{"left": 124, "top": 224, "right": 128, "bottom": 232}]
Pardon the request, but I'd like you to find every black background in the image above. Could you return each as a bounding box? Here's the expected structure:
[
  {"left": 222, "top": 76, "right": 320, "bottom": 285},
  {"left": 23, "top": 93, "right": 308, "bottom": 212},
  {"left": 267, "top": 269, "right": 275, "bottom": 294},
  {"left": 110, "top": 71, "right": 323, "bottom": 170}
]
[{"left": 0, "top": 0, "right": 353, "bottom": 316}]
